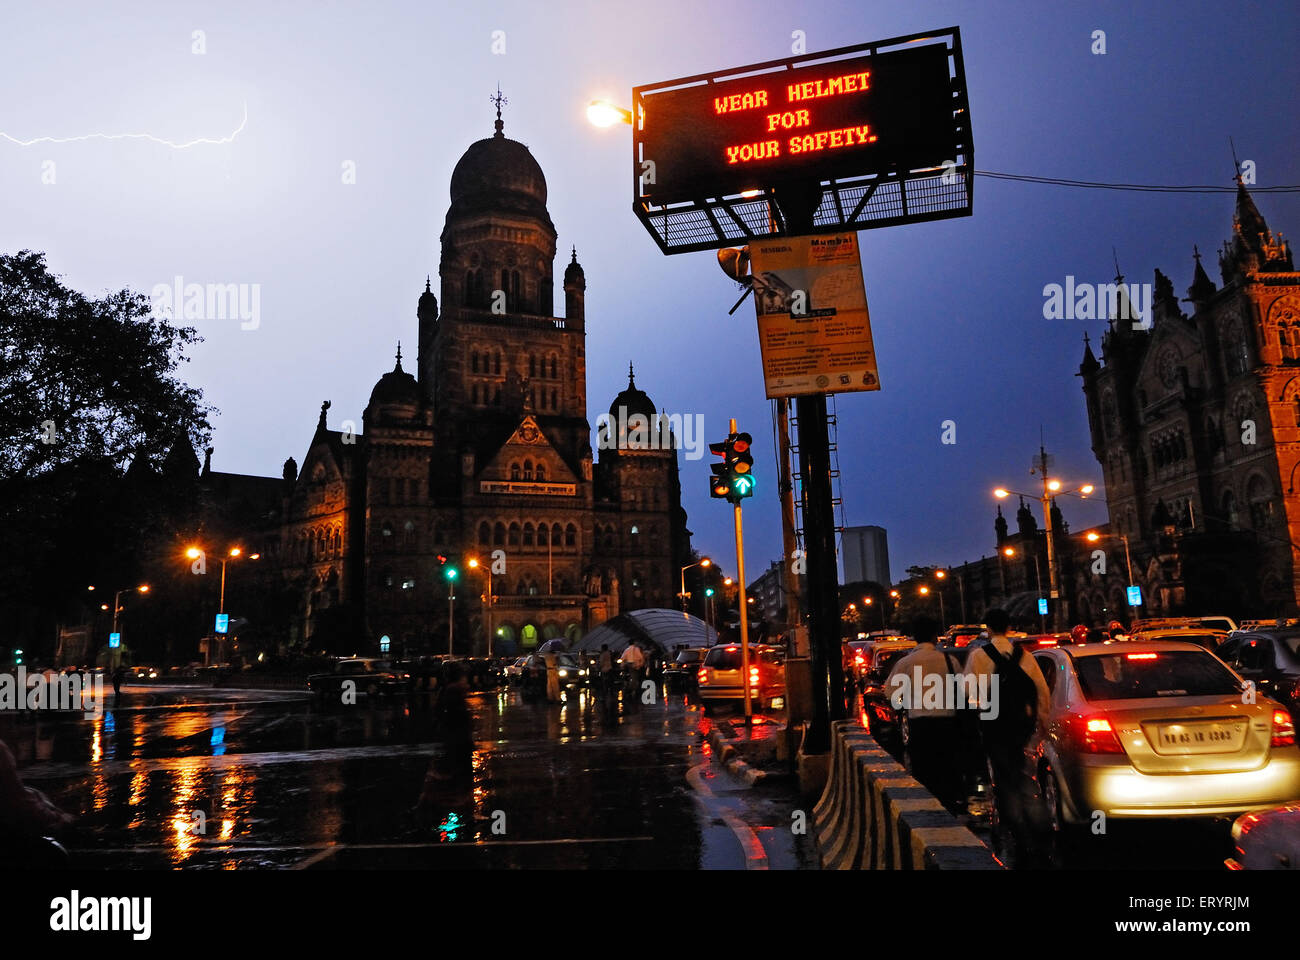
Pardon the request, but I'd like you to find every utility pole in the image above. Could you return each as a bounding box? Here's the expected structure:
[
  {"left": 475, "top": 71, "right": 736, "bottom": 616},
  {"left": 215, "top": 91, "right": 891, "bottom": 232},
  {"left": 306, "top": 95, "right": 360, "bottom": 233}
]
[{"left": 729, "top": 418, "right": 754, "bottom": 724}]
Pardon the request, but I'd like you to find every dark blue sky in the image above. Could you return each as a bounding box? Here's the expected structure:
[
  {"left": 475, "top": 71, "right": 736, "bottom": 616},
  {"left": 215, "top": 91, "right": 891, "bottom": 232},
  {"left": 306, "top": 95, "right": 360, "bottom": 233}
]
[{"left": 2, "top": 0, "right": 1297, "bottom": 584}]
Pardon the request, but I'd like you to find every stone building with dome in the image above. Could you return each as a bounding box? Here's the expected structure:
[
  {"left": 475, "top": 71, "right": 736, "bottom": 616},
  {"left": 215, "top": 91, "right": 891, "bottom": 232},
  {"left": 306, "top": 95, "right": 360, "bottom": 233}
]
[{"left": 244, "top": 107, "right": 690, "bottom": 654}]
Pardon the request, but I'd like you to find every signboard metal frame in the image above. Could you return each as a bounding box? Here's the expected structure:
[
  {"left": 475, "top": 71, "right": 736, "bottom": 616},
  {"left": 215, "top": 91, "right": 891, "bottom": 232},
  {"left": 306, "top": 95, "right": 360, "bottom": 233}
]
[{"left": 632, "top": 27, "right": 972, "bottom": 255}]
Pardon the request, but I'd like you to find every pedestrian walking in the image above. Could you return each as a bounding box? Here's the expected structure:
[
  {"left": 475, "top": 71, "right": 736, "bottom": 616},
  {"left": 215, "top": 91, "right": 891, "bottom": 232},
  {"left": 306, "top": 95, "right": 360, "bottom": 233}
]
[
  {"left": 544, "top": 650, "right": 561, "bottom": 702},
  {"left": 885, "top": 617, "right": 963, "bottom": 809},
  {"left": 597, "top": 644, "right": 614, "bottom": 697},
  {"left": 965, "top": 607, "right": 1052, "bottom": 868},
  {"left": 112, "top": 666, "right": 125, "bottom": 701}
]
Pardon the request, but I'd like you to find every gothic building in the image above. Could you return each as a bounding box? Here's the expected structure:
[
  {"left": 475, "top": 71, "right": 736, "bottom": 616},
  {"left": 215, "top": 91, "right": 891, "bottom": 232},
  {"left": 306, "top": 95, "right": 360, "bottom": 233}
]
[
  {"left": 244, "top": 109, "right": 689, "bottom": 654},
  {"left": 1076, "top": 181, "right": 1299, "bottom": 617}
]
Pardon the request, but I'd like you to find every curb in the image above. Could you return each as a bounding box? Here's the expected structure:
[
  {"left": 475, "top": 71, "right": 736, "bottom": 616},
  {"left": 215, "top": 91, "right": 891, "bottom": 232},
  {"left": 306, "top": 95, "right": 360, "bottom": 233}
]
[
  {"left": 810, "top": 719, "right": 1000, "bottom": 870},
  {"left": 707, "top": 727, "right": 767, "bottom": 786}
]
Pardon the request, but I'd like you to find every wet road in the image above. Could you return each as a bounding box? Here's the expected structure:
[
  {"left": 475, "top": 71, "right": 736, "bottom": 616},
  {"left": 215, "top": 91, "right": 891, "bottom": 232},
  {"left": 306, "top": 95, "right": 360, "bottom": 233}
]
[{"left": 9, "top": 684, "right": 816, "bottom": 870}]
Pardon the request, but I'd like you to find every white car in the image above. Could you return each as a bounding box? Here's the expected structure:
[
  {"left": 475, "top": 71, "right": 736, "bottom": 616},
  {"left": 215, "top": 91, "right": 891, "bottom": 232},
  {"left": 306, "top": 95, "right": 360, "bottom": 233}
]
[{"left": 1030, "top": 641, "right": 1300, "bottom": 831}]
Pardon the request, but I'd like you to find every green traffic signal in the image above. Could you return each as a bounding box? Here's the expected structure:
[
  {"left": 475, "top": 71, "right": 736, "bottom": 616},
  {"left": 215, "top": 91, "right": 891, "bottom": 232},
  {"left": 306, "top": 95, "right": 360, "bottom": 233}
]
[
  {"left": 444, "top": 567, "right": 458, "bottom": 582},
  {"left": 705, "top": 587, "right": 715, "bottom": 597}
]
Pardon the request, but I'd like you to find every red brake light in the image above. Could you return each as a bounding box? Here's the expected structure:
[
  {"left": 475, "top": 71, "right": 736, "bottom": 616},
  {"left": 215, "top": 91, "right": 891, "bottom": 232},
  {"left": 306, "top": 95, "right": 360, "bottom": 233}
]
[
  {"left": 854, "top": 653, "right": 865, "bottom": 664},
  {"left": 1069, "top": 714, "right": 1124, "bottom": 754},
  {"left": 1125, "top": 653, "right": 1158, "bottom": 660},
  {"left": 697, "top": 667, "right": 708, "bottom": 684},
  {"left": 1036, "top": 638, "right": 1058, "bottom": 647},
  {"left": 1271, "top": 709, "right": 1296, "bottom": 748}
]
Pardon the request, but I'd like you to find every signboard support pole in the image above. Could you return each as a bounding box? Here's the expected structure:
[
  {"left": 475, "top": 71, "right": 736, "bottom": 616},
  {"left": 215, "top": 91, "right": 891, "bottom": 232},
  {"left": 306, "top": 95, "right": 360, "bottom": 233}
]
[
  {"left": 797, "top": 393, "right": 845, "bottom": 753},
  {"left": 776, "top": 398, "right": 801, "bottom": 631}
]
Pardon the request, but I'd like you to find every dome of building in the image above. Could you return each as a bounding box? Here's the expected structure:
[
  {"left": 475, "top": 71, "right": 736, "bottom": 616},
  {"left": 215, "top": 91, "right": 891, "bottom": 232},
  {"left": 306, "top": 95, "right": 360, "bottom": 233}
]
[
  {"left": 448, "top": 128, "right": 549, "bottom": 222},
  {"left": 369, "top": 346, "right": 419, "bottom": 408},
  {"left": 608, "top": 363, "right": 657, "bottom": 423}
]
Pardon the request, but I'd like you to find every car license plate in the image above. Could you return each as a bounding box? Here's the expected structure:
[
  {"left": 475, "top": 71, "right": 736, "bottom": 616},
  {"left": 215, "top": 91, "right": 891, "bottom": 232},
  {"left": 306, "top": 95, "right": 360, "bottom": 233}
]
[{"left": 1148, "top": 719, "right": 1247, "bottom": 754}]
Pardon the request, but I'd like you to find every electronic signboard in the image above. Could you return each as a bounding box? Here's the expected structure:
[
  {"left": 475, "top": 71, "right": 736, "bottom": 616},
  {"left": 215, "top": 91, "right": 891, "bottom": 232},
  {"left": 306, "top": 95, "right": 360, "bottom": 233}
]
[{"left": 633, "top": 28, "right": 971, "bottom": 254}]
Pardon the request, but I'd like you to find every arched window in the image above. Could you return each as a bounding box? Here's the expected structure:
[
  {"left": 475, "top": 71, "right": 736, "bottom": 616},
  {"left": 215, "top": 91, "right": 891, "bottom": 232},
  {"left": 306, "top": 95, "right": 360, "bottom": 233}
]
[
  {"left": 529, "top": 355, "right": 536, "bottom": 378},
  {"left": 552, "top": 523, "right": 563, "bottom": 548},
  {"left": 537, "top": 523, "right": 548, "bottom": 547},
  {"left": 508, "top": 523, "right": 521, "bottom": 546},
  {"left": 478, "top": 522, "right": 491, "bottom": 546},
  {"left": 381, "top": 522, "right": 394, "bottom": 551},
  {"left": 550, "top": 388, "right": 557, "bottom": 409},
  {"left": 523, "top": 523, "right": 534, "bottom": 547},
  {"left": 404, "top": 520, "right": 416, "bottom": 548},
  {"left": 465, "top": 272, "right": 474, "bottom": 307},
  {"left": 565, "top": 523, "right": 577, "bottom": 548},
  {"left": 494, "top": 353, "right": 501, "bottom": 375},
  {"left": 511, "top": 462, "right": 521, "bottom": 481},
  {"left": 471, "top": 351, "right": 480, "bottom": 373},
  {"left": 523, "top": 459, "right": 533, "bottom": 481},
  {"left": 603, "top": 526, "right": 614, "bottom": 549},
  {"left": 1222, "top": 490, "right": 1239, "bottom": 528},
  {"left": 549, "top": 356, "right": 557, "bottom": 378},
  {"left": 540, "top": 278, "right": 553, "bottom": 315},
  {"left": 1248, "top": 475, "right": 1275, "bottom": 531},
  {"left": 494, "top": 522, "right": 506, "bottom": 546},
  {"left": 536, "top": 464, "right": 545, "bottom": 482}
]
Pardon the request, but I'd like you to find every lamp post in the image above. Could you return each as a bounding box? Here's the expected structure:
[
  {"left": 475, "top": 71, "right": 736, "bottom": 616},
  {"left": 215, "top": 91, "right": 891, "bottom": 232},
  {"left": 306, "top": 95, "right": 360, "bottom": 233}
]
[
  {"left": 863, "top": 596, "right": 884, "bottom": 629},
  {"left": 918, "top": 584, "right": 945, "bottom": 625},
  {"left": 679, "top": 557, "right": 712, "bottom": 615},
  {"left": 90, "top": 584, "right": 150, "bottom": 636},
  {"left": 1086, "top": 530, "right": 1138, "bottom": 609},
  {"left": 994, "top": 456, "right": 1096, "bottom": 632},
  {"left": 888, "top": 590, "right": 899, "bottom": 628},
  {"left": 468, "top": 558, "right": 494, "bottom": 656}
]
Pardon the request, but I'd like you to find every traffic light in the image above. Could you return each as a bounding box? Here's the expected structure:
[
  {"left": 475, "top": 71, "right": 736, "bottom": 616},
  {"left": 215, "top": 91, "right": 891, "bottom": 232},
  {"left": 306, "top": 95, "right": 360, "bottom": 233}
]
[
  {"left": 438, "top": 555, "right": 458, "bottom": 583},
  {"left": 709, "top": 439, "right": 731, "bottom": 499},
  {"left": 729, "top": 432, "right": 754, "bottom": 500},
  {"left": 708, "top": 431, "right": 756, "bottom": 504}
]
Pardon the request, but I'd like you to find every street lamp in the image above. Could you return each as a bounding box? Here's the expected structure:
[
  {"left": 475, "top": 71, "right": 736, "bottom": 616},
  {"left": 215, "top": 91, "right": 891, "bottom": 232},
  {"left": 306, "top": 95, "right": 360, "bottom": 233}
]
[
  {"left": 680, "top": 557, "right": 711, "bottom": 614},
  {"left": 993, "top": 461, "right": 1096, "bottom": 631},
  {"left": 467, "top": 558, "right": 494, "bottom": 656},
  {"left": 586, "top": 99, "right": 633, "bottom": 127},
  {"left": 1085, "top": 530, "right": 1139, "bottom": 608},
  {"left": 186, "top": 545, "right": 254, "bottom": 616},
  {"left": 88, "top": 583, "right": 150, "bottom": 636}
]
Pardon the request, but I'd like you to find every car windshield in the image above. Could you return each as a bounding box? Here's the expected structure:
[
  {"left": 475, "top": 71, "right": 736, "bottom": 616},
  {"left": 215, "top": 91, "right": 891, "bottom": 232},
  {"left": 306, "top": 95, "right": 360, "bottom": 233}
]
[
  {"left": 675, "top": 650, "right": 704, "bottom": 664},
  {"left": 1074, "top": 650, "right": 1242, "bottom": 700},
  {"left": 1275, "top": 633, "right": 1300, "bottom": 660}
]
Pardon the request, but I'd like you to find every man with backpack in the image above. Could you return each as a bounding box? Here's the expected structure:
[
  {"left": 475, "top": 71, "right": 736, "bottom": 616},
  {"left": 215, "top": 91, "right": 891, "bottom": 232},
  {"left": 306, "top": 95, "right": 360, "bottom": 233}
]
[
  {"left": 965, "top": 607, "right": 1052, "bottom": 868},
  {"left": 885, "top": 617, "right": 963, "bottom": 810}
]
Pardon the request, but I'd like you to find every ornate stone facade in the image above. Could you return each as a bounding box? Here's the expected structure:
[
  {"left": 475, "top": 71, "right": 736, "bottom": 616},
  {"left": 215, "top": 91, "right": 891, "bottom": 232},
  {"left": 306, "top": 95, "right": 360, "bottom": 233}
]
[
  {"left": 271, "top": 114, "right": 690, "bottom": 653},
  {"left": 1076, "top": 182, "right": 1298, "bottom": 617}
]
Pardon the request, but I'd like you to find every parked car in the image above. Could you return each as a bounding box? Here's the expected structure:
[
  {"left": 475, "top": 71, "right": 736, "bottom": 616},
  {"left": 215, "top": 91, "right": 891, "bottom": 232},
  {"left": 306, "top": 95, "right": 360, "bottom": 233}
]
[
  {"left": 1216, "top": 628, "right": 1300, "bottom": 720},
  {"left": 1030, "top": 641, "right": 1300, "bottom": 844},
  {"left": 664, "top": 648, "right": 709, "bottom": 691},
  {"left": 307, "top": 658, "right": 410, "bottom": 699},
  {"left": 697, "top": 644, "right": 786, "bottom": 710},
  {"left": 1225, "top": 803, "right": 1300, "bottom": 869}
]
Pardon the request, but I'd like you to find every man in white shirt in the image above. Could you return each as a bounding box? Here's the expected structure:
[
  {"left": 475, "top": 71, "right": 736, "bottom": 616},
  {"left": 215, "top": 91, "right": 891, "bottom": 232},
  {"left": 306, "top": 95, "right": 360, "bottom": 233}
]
[{"left": 885, "top": 618, "right": 962, "bottom": 808}]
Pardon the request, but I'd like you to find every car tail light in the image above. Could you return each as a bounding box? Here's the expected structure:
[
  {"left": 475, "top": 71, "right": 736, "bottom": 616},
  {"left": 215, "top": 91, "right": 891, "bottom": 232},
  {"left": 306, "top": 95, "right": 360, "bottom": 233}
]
[
  {"left": 854, "top": 653, "right": 865, "bottom": 665},
  {"left": 1271, "top": 709, "right": 1296, "bottom": 748},
  {"left": 1125, "top": 653, "right": 1158, "bottom": 660},
  {"left": 1036, "top": 638, "right": 1057, "bottom": 647},
  {"left": 1068, "top": 714, "right": 1124, "bottom": 754},
  {"left": 749, "top": 666, "right": 760, "bottom": 686},
  {"left": 697, "top": 667, "right": 708, "bottom": 684}
]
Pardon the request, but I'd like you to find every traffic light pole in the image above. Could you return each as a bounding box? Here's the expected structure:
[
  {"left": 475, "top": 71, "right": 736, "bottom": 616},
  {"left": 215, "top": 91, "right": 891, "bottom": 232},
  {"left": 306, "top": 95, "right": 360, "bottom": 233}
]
[
  {"left": 730, "top": 417, "right": 753, "bottom": 724},
  {"left": 796, "top": 393, "right": 845, "bottom": 753}
]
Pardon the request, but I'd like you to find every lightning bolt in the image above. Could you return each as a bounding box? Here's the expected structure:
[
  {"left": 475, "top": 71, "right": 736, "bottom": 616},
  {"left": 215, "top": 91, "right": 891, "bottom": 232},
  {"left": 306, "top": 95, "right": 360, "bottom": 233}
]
[{"left": 0, "top": 101, "right": 248, "bottom": 148}]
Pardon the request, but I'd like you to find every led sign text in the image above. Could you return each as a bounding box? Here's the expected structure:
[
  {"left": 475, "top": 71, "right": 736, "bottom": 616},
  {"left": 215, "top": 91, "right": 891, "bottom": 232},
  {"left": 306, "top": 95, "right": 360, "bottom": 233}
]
[{"left": 722, "top": 69, "right": 877, "bottom": 166}]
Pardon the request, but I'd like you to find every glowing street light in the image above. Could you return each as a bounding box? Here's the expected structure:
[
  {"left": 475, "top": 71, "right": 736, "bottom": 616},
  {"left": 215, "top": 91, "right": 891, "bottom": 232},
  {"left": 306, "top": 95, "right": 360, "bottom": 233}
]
[{"left": 587, "top": 99, "right": 633, "bottom": 127}]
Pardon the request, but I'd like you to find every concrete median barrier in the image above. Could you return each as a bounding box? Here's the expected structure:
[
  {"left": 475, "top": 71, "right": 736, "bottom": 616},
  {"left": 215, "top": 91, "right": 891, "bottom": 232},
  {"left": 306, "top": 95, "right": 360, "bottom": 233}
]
[{"left": 811, "top": 720, "right": 1000, "bottom": 870}]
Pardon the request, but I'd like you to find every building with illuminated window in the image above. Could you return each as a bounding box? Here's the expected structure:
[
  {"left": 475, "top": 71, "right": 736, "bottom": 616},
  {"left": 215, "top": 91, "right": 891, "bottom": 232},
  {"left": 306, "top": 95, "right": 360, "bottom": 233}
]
[{"left": 213, "top": 108, "right": 690, "bottom": 654}]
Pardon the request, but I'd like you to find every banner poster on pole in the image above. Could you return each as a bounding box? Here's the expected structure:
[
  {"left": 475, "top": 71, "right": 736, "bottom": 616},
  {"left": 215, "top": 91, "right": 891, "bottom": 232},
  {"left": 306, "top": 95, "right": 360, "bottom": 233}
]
[{"left": 750, "top": 232, "right": 880, "bottom": 398}]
